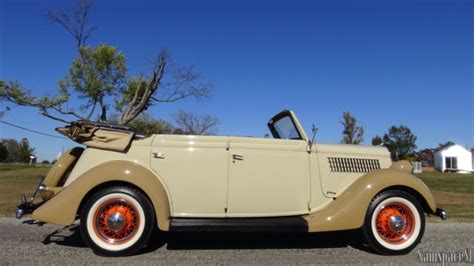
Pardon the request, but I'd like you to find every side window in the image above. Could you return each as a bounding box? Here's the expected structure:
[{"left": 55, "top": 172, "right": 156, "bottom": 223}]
[
  {"left": 445, "top": 157, "right": 458, "bottom": 169},
  {"left": 445, "top": 157, "right": 451, "bottom": 168}
]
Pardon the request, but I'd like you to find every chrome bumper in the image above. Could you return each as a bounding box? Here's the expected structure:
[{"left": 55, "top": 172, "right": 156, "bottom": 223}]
[
  {"left": 15, "top": 177, "right": 46, "bottom": 219},
  {"left": 15, "top": 196, "right": 40, "bottom": 219},
  {"left": 435, "top": 208, "right": 447, "bottom": 220}
]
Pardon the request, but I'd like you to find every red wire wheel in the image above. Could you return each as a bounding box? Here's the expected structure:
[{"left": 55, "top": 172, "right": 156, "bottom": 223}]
[
  {"left": 93, "top": 198, "right": 140, "bottom": 244},
  {"left": 374, "top": 202, "right": 415, "bottom": 245}
]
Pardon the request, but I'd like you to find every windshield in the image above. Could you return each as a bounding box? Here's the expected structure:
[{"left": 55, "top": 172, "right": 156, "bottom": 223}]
[{"left": 268, "top": 111, "right": 303, "bottom": 140}]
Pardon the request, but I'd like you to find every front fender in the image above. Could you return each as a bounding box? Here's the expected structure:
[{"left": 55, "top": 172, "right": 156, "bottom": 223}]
[
  {"left": 304, "top": 168, "right": 436, "bottom": 232},
  {"left": 31, "top": 160, "right": 172, "bottom": 231}
]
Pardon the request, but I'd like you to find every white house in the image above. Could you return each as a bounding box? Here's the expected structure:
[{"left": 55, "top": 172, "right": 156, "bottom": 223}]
[{"left": 434, "top": 144, "right": 473, "bottom": 173}]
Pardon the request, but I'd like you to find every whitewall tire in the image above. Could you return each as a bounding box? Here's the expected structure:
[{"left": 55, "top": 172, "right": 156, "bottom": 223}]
[
  {"left": 362, "top": 190, "right": 425, "bottom": 255},
  {"left": 80, "top": 186, "right": 155, "bottom": 256}
]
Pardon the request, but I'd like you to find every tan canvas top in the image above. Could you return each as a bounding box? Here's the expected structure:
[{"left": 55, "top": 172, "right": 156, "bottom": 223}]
[{"left": 56, "top": 122, "right": 135, "bottom": 152}]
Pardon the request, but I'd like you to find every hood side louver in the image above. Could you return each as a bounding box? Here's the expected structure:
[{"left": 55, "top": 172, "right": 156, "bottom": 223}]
[{"left": 328, "top": 157, "right": 380, "bottom": 173}]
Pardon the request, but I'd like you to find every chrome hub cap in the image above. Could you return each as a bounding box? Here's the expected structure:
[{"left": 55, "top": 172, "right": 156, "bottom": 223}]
[
  {"left": 107, "top": 212, "right": 126, "bottom": 231},
  {"left": 389, "top": 215, "right": 406, "bottom": 233},
  {"left": 375, "top": 202, "right": 415, "bottom": 244}
]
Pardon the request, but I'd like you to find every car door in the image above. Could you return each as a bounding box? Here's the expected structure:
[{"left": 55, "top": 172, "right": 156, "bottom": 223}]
[
  {"left": 150, "top": 135, "right": 229, "bottom": 217},
  {"left": 226, "top": 137, "right": 311, "bottom": 217}
]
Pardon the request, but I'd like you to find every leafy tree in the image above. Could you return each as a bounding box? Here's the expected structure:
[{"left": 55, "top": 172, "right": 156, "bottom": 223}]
[
  {"left": 1, "top": 139, "right": 19, "bottom": 163},
  {"left": 340, "top": 112, "right": 364, "bottom": 144},
  {"left": 382, "top": 125, "right": 417, "bottom": 161},
  {"left": 173, "top": 110, "right": 220, "bottom": 135},
  {"left": 109, "top": 113, "right": 174, "bottom": 136},
  {"left": 1, "top": 138, "right": 35, "bottom": 163},
  {"left": 128, "top": 113, "right": 174, "bottom": 136},
  {"left": 0, "top": 1, "right": 211, "bottom": 125},
  {"left": 42, "top": 160, "right": 50, "bottom": 164},
  {"left": 0, "top": 142, "right": 8, "bottom": 162},
  {"left": 371, "top": 135, "right": 383, "bottom": 146},
  {"left": 414, "top": 148, "right": 435, "bottom": 167},
  {"left": 17, "top": 138, "right": 35, "bottom": 163},
  {"left": 435, "top": 141, "right": 455, "bottom": 152},
  {"left": 69, "top": 44, "right": 127, "bottom": 122}
]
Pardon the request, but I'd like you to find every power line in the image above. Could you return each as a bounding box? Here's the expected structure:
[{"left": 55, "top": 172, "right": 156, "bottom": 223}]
[{"left": 0, "top": 120, "right": 68, "bottom": 140}]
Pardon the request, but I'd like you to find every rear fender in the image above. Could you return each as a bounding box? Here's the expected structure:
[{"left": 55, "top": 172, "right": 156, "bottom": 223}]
[
  {"left": 31, "top": 160, "right": 172, "bottom": 231},
  {"left": 304, "top": 168, "right": 436, "bottom": 232},
  {"left": 40, "top": 147, "right": 84, "bottom": 200}
]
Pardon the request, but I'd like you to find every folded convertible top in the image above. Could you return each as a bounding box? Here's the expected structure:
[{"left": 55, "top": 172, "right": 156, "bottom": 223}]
[{"left": 56, "top": 121, "right": 135, "bottom": 152}]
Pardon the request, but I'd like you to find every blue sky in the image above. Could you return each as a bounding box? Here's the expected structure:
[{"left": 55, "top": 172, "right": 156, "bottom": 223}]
[{"left": 1, "top": 0, "right": 473, "bottom": 161}]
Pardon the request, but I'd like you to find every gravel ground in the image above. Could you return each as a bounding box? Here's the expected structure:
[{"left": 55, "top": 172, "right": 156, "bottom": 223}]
[{"left": 0, "top": 217, "right": 472, "bottom": 265}]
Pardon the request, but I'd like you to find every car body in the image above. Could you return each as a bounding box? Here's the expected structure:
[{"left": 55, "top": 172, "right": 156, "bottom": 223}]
[{"left": 17, "top": 110, "right": 446, "bottom": 256}]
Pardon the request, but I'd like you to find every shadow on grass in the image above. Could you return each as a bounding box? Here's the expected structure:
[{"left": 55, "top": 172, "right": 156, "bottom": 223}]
[{"left": 39, "top": 223, "right": 375, "bottom": 255}]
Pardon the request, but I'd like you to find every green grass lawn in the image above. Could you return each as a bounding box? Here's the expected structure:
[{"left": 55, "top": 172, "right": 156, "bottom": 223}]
[
  {"left": 0, "top": 164, "right": 50, "bottom": 216},
  {"left": 416, "top": 172, "right": 474, "bottom": 222},
  {"left": 0, "top": 163, "right": 473, "bottom": 222},
  {"left": 417, "top": 172, "right": 474, "bottom": 194}
]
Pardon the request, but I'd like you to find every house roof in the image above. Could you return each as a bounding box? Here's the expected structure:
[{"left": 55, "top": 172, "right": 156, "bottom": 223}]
[{"left": 435, "top": 144, "right": 472, "bottom": 155}]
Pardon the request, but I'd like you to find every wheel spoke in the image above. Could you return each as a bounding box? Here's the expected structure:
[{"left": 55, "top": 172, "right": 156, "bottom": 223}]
[
  {"left": 375, "top": 202, "right": 415, "bottom": 244},
  {"left": 93, "top": 198, "right": 140, "bottom": 244}
]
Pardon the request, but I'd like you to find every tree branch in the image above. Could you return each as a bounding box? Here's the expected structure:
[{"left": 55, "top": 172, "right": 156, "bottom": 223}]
[
  {"left": 86, "top": 100, "right": 97, "bottom": 119},
  {"left": 40, "top": 108, "right": 72, "bottom": 124},
  {"left": 51, "top": 106, "right": 85, "bottom": 120},
  {"left": 47, "top": 0, "right": 96, "bottom": 48},
  {"left": 120, "top": 52, "right": 167, "bottom": 124}
]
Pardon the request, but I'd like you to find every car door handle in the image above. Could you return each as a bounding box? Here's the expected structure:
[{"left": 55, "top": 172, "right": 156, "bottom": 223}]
[
  {"left": 232, "top": 154, "right": 244, "bottom": 161},
  {"left": 152, "top": 152, "right": 165, "bottom": 159}
]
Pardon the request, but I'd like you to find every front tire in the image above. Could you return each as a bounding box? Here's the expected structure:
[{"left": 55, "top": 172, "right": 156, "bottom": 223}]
[
  {"left": 80, "top": 186, "right": 155, "bottom": 256},
  {"left": 362, "top": 190, "right": 425, "bottom": 255}
]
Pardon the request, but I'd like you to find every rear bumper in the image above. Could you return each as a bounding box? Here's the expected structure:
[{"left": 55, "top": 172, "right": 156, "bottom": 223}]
[
  {"left": 16, "top": 200, "right": 42, "bottom": 219},
  {"left": 15, "top": 181, "right": 46, "bottom": 219},
  {"left": 435, "top": 208, "right": 448, "bottom": 220}
]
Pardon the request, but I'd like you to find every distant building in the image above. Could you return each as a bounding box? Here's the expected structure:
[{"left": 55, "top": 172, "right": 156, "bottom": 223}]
[
  {"left": 434, "top": 144, "right": 473, "bottom": 173},
  {"left": 472, "top": 149, "right": 474, "bottom": 170}
]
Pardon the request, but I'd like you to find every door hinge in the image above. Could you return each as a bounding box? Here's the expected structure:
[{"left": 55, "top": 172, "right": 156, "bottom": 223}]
[{"left": 308, "top": 202, "right": 312, "bottom": 212}]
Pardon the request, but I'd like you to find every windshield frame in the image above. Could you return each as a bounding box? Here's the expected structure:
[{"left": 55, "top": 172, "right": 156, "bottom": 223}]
[{"left": 267, "top": 110, "right": 304, "bottom": 140}]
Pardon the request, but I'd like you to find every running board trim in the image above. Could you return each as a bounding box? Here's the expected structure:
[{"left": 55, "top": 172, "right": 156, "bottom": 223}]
[{"left": 170, "top": 217, "right": 308, "bottom": 232}]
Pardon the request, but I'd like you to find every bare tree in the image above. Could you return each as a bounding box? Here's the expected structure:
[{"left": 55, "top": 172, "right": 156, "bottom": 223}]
[
  {"left": 118, "top": 52, "right": 212, "bottom": 125},
  {"left": 47, "top": 0, "right": 97, "bottom": 48},
  {"left": 173, "top": 110, "right": 220, "bottom": 135}
]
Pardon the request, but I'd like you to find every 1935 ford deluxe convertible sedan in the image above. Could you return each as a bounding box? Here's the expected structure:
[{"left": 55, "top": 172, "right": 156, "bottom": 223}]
[{"left": 16, "top": 110, "right": 446, "bottom": 256}]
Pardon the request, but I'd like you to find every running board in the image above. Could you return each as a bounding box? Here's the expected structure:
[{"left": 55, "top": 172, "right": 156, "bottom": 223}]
[{"left": 170, "top": 217, "right": 308, "bottom": 232}]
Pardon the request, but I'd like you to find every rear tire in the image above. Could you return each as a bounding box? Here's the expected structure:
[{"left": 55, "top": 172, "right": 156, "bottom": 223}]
[
  {"left": 80, "top": 186, "right": 155, "bottom": 256},
  {"left": 361, "top": 190, "right": 425, "bottom": 255}
]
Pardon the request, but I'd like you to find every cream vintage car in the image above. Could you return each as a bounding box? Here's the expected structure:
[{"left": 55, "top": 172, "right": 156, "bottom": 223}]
[{"left": 16, "top": 110, "right": 446, "bottom": 256}]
